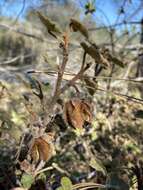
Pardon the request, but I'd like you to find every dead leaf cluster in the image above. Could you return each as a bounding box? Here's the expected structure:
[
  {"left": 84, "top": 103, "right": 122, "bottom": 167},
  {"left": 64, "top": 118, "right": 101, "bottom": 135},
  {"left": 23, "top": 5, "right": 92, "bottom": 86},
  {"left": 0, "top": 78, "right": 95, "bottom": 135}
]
[
  {"left": 30, "top": 132, "right": 55, "bottom": 163},
  {"left": 64, "top": 98, "right": 93, "bottom": 130}
]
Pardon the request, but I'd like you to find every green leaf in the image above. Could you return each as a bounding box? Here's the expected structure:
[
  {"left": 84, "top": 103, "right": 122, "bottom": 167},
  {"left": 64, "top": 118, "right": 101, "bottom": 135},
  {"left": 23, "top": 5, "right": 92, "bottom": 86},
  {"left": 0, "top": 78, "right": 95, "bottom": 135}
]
[
  {"left": 21, "top": 173, "right": 34, "bottom": 189},
  {"left": 89, "top": 158, "right": 107, "bottom": 176},
  {"left": 61, "top": 177, "right": 72, "bottom": 190}
]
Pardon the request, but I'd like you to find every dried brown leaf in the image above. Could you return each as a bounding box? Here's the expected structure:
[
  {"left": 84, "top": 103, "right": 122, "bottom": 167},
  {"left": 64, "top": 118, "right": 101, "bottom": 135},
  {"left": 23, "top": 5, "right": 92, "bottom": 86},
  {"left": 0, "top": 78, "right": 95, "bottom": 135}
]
[
  {"left": 70, "top": 19, "right": 89, "bottom": 39},
  {"left": 30, "top": 133, "right": 55, "bottom": 163},
  {"left": 81, "top": 42, "right": 110, "bottom": 68},
  {"left": 64, "top": 99, "right": 84, "bottom": 130},
  {"left": 36, "top": 11, "right": 62, "bottom": 38},
  {"left": 101, "top": 48, "right": 124, "bottom": 68},
  {"left": 80, "top": 100, "right": 93, "bottom": 123},
  {"left": 64, "top": 99, "right": 93, "bottom": 130}
]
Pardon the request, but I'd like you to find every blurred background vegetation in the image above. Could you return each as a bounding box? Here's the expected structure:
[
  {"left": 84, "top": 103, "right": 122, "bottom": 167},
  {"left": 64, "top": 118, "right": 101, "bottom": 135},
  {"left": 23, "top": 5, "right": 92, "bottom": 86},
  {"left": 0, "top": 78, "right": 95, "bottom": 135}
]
[{"left": 0, "top": 0, "right": 143, "bottom": 190}]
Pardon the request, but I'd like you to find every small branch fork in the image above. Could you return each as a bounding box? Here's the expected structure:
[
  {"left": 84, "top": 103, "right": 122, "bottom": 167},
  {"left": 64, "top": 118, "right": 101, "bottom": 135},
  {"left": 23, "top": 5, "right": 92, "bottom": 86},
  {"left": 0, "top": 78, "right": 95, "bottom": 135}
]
[
  {"left": 50, "top": 34, "right": 91, "bottom": 109},
  {"left": 41, "top": 33, "right": 92, "bottom": 127},
  {"left": 50, "top": 33, "right": 69, "bottom": 107}
]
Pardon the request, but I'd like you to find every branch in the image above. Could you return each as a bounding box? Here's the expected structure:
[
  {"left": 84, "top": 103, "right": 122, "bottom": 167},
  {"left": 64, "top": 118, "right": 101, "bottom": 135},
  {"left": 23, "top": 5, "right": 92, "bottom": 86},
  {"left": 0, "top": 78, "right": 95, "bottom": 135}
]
[
  {"left": 0, "top": 24, "right": 44, "bottom": 41},
  {"left": 27, "top": 70, "right": 143, "bottom": 83},
  {"left": 15, "top": 133, "right": 26, "bottom": 164},
  {"left": 0, "top": 54, "right": 34, "bottom": 65},
  {"left": 89, "top": 21, "right": 141, "bottom": 31},
  {"left": 35, "top": 166, "right": 53, "bottom": 176},
  {"left": 12, "top": 0, "right": 26, "bottom": 25},
  {"left": 59, "top": 49, "right": 90, "bottom": 94},
  {"left": 50, "top": 36, "right": 68, "bottom": 106},
  {"left": 97, "top": 87, "right": 143, "bottom": 105},
  {"left": 69, "top": 79, "right": 143, "bottom": 105},
  {"left": 60, "top": 63, "right": 91, "bottom": 93},
  {"left": 123, "top": 61, "right": 135, "bottom": 79}
]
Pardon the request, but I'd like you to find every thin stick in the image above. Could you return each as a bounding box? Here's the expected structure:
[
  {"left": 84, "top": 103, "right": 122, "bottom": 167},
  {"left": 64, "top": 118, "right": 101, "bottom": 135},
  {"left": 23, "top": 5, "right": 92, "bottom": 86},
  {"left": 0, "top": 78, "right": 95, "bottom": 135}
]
[
  {"left": 52, "top": 163, "right": 70, "bottom": 176},
  {"left": 81, "top": 52, "right": 86, "bottom": 70},
  {"left": 27, "top": 70, "right": 143, "bottom": 83},
  {"left": 60, "top": 63, "right": 91, "bottom": 93},
  {"left": 73, "top": 81, "right": 143, "bottom": 105},
  {"left": 35, "top": 166, "right": 53, "bottom": 176},
  {"left": 43, "top": 34, "right": 69, "bottom": 127},
  {"left": 89, "top": 21, "right": 141, "bottom": 31},
  {"left": 50, "top": 37, "right": 68, "bottom": 106},
  {"left": 72, "top": 182, "right": 106, "bottom": 189},
  {"left": 12, "top": 0, "right": 26, "bottom": 25},
  {"left": 0, "top": 24, "right": 44, "bottom": 41},
  {"left": 97, "top": 87, "right": 143, "bottom": 105},
  {"left": 15, "top": 133, "right": 25, "bottom": 163}
]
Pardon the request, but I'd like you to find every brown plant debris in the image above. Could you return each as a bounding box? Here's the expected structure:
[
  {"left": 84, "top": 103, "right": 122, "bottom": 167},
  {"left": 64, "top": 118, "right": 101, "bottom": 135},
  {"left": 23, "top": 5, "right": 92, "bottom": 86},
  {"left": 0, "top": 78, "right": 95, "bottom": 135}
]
[
  {"left": 80, "top": 42, "right": 110, "bottom": 68},
  {"left": 30, "top": 133, "right": 55, "bottom": 163},
  {"left": 101, "top": 48, "right": 124, "bottom": 68},
  {"left": 64, "top": 98, "right": 93, "bottom": 130},
  {"left": 70, "top": 18, "right": 89, "bottom": 39},
  {"left": 36, "top": 11, "right": 62, "bottom": 38}
]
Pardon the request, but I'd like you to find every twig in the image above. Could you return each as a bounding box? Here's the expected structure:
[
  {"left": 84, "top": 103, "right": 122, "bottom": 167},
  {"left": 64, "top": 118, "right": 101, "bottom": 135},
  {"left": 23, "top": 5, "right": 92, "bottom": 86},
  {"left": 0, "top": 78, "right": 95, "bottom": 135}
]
[
  {"left": 106, "top": 28, "right": 115, "bottom": 91},
  {"left": 89, "top": 21, "right": 141, "bottom": 31},
  {"left": 81, "top": 52, "right": 86, "bottom": 70},
  {"left": 35, "top": 166, "right": 53, "bottom": 176},
  {"left": 15, "top": 133, "right": 26, "bottom": 163},
  {"left": 32, "top": 80, "right": 44, "bottom": 101},
  {"left": 60, "top": 63, "right": 91, "bottom": 93},
  {"left": 114, "top": 0, "right": 127, "bottom": 26},
  {"left": 27, "top": 69, "right": 143, "bottom": 83},
  {"left": 97, "top": 87, "right": 143, "bottom": 105},
  {"left": 0, "top": 24, "right": 44, "bottom": 41},
  {"left": 52, "top": 163, "right": 70, "bottom": 176},
  {"left": 12, "top": 0, "right": 26, "bottom": 25},
  {"left": 72, "top": 80, "right": 143, "bottom": 105},
  {"left": 43, "top": 34, "right": 69, "bottom": 127},
  {"left": 72, "top": 182, "right": 106, "bottom": 189},
  {"left": 0, "top": 54, "right": 34, "bottom": 65},
  {"left": 50, "top": 36, "right": 68, "bottom": 107},
  {"left": 123, "top": 61, "right": 135, "bottom": 79},
  {"left": 106, "top": 29, "right": 115, "bottom": 116}
]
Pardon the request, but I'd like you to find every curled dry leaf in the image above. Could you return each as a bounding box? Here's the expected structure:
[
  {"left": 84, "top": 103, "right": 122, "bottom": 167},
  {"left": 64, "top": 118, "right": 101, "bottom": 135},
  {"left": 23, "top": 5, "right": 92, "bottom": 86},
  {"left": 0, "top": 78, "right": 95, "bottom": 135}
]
[
  {"left": 30, "top": 133, "right": 55, "bottom": 163},
  {"left": 80, "top": 42, "right": 110, "bottom": 68},
  {"left": 64, "top": 99, "right": 93, "bottom": 130},
  {"left": 36, "top": 11, "right": 62, "bottom": 38},
  {"left": 69, "top": 18, "right": 89, "bottom": 39},
  {"left": 101, "top": 48, "right": 124, "bottom": 68}
]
